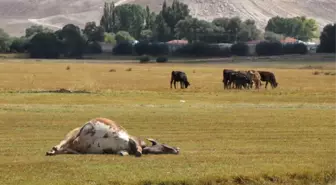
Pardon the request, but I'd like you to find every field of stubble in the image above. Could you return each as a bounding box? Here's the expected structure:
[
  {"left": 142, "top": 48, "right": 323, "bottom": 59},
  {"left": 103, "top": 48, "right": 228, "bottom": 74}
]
[{"left": 0, "top": 59, "right": 335, "bottom": 185}]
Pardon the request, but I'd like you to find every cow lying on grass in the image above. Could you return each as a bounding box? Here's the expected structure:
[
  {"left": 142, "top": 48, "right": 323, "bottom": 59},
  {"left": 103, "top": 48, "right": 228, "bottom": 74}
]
[{"left": 46, "top": 118, "right": 180, "bottom": 157}]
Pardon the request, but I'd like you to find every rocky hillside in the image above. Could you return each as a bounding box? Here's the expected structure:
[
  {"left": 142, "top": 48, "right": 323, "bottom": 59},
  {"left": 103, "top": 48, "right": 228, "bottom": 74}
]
[{"left": 0, "top": 0, "right": 335, "bottom": 36}]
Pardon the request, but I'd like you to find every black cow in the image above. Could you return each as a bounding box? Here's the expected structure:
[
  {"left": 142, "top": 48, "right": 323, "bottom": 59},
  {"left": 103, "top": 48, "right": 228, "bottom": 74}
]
[
  {"left": 222, "top": 69, "right": 236, "bottom": 89},
  {"left": 230, "top": 72, "right": 253, "bottom": 89},
  {"left": 170, "top": 71, "right": 190, "bottom": 89},
  {"left": 257, "top": 71, "right": 278, "bottom": 89}
]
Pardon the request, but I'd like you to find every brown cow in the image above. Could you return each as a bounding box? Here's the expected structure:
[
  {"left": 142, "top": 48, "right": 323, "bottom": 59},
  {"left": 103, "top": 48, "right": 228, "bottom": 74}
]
[
  {"left": 247, "top": 70, "right": 262, "bottom": 89},
  {"left": 46, "top": 118, "right": 180, "bottom": 157}
]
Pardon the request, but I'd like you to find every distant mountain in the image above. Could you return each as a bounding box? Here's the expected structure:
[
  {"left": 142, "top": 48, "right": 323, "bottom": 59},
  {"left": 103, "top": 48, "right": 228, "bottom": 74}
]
[{"left": 0, "top": 0, "right": 335, "bottom": 36}]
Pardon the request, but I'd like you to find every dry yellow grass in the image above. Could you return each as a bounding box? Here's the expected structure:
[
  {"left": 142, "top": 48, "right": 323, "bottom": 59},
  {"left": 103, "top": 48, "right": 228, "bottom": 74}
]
[{"left": 0, "top": 59, "right": 335, "bottom": 185}]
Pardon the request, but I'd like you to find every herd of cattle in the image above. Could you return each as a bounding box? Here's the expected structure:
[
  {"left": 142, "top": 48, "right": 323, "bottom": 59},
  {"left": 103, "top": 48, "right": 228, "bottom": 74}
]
[{"left": 170, "top": 69, "right": 278, "bottom": 90}]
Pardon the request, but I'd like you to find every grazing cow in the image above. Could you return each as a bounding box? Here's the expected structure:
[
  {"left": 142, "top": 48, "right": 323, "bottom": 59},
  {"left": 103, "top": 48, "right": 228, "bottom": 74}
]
[
  {"left": 46, "top": 118, "right": 180, "bottom": 157},
  {"left": 231, "top": 72, "right": 253, "bottom": 89},
  {"left": 170, "top": 71, "right": 190, "bottom": 89},
  {"left": 222, "top": 69, "right": 236, "bottom": 89},
  {"left": 247, "top": 70, "right": 262, "bottom": 89},
  {"left": 257, "top": 71, "right": 278, "bottom": 89}
]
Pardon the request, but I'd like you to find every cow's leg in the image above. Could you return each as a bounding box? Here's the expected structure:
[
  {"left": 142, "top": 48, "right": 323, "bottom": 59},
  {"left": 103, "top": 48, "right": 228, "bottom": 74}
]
[
  {"left": 174, "top": 81, "right": 177, "bottom": 89},
  {"left": 118, "top": 150, "right": 129, "bottom": 156},
  {"left": 128, "top": 138, "right": 142, "bottom": 157},
  {"left": 46, "top": 127, "right": 81, "bottom": 156},
  {"left": 180, "top": 81, "right": 184, "bottom": 89},
  {"left": 265, "top": 81, "right": 268, "bottom": 89}
]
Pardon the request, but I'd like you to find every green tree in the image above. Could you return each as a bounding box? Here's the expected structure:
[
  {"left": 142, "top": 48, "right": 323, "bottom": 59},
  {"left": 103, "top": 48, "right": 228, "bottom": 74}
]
[
  {"left": 27, "top": 32, "right": 62, "bottom": 58},
  {"left": 10, "top": 37, "right": 29, "bottom": 53},
  {"left": 25, "top": 25, "right": 53, "bottom": 38},
  {"left": 153, "top": 13, "right": 171, "bottom": 42},
  {"left": 100, "top": 2, "right": 116, "bottom": 33},
  {"left": 317, "top": 23, "right": 335, "bottom": 53},
  {"left": 115, "top": 31, "right": 135, "bottom": 44},
  {"left": 265, "top": 16, "right": 318, "bottom": 41},
  {"left": 113, "top": 4, "right": 146, "bottom": 39},
  {"left": 140, "top": 29, "right": 154, "bottom": 41},
  {"left": 264, "top": 31, "right": 285, "bottom": 41},
  {"left": 104, "top": 32, "right": 116, "bottom": 45},
  {"left": 83, "top": 22, "right": 105, "bottom": 42},
  {"left": 58, "top": 24, "right": 86, "bottom": 58},
  {"left": 162, "top": 0, "right": 190, "bottom": 36},
  {"left": 175, "top": 17, "right": 213, "bottom": 43},
  {"left": 144, "top": 6, "right": 156, "bottom": 30},
  {"left": 237, "top": 19, "right": 262, "bottom": 42},
  {"left": 0, "top": 28, "right": 11, "bottom": 52}
]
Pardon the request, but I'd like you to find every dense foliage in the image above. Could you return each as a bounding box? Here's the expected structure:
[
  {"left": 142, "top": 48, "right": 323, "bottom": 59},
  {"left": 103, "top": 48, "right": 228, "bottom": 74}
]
[{"left": 317, "top": 23, "right": 335, "bottom": 53}]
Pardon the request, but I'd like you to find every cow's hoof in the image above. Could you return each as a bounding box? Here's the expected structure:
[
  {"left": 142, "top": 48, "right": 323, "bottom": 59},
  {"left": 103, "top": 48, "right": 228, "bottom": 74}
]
[
  {"left": 119, "top": 151, "right": 129, "bottom": 156},
  {"left": 46, "top": 151, "right": 55, "bottom": 156}
]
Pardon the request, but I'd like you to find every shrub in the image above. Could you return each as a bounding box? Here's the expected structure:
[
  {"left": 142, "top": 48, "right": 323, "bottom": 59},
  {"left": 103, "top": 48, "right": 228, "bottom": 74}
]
[
  {"left": 283, "top": 43, "right": 308, "bottom": 55},
  {"left": 112, "top": 41, "right": 133, "bottom": 55},
  {"left": 156, "top": 56, "right": 168, "bottom": 63},
  {"left": 134, "top": 41, "right": 150, "bottom": 55},
  {"left": 150, "top": 43, "right": 169, "bottom": 56},
  {"left": 139, "top": 55, "right": 150, "bottom": 63},
  {"left": 27, "top": 32, "right": 62, "bottom": 59},
  {"left": 174, "top": 42, "right": 231, "bottom": 57},
  {"left": 256, "top": 41, "right": 283, "bottom": 56},
  {"left": 134, "top": 42, "right": 169, "bottom": 56},
  {"left": 230, "top": 42, "right": 249, "bottom": 56},
  {"left": 85, "top": 41, "right": 102, "bottom": 54}
]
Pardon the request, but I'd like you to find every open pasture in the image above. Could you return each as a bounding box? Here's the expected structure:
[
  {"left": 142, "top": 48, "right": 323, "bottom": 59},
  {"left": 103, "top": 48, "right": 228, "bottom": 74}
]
[{"left": 0, "top": 60, "right": 335, "bottom": 185}]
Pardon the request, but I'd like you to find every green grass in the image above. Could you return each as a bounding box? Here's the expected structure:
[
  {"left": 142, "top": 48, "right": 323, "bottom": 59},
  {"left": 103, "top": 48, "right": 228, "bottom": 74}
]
[{"left": 0, "top": 60, "right": 335, "bottom": 185}]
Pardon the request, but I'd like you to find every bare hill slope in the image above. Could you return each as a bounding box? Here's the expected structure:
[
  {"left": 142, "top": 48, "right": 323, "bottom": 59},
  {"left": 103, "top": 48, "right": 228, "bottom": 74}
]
[{"left": 0, "top": 0, "right": 335, "bottom": 36}]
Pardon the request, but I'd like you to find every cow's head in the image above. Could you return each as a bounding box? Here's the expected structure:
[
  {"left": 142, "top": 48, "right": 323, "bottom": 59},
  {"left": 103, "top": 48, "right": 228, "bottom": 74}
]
[
  {"left": 184, "top": 81, "right": 190, "bottom": 88},
  {"left": 142, "top": 138, "right": 180, "bottom": 155},
  {"left": 273, "top": 82, "right": 278, "bottom": 88}
]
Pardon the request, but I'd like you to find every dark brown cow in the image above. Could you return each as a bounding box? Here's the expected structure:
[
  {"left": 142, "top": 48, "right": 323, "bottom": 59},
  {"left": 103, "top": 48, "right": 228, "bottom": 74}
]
[
  {"left": 258, "top": 71, "right": 278, "bottom": 89},
  {"left": 170, "top": 71, "right": 190, "bottom": 89}
]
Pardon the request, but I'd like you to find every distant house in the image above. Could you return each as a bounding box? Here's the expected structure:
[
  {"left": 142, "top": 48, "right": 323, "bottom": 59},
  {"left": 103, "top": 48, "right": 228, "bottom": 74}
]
[
  {"left": 280, "top": 37, "right": 298, "bottom": 44},
  {"left": 166, "top": 39, "right": 189, "bottom": 53},
  {"left": 99, "top": 42, "right": 114, "bottom": 53}
]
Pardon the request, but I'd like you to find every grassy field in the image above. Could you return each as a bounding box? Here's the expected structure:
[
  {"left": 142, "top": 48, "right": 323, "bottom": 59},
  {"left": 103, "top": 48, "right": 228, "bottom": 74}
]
[{"left": 0, "top": 59, "right": 335, "bottom": 185}]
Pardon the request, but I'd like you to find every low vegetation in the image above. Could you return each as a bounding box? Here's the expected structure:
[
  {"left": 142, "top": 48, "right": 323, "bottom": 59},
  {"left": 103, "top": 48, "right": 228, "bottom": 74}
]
[{"left": 0, "top": 60, "right": 335, "bottom": 185}]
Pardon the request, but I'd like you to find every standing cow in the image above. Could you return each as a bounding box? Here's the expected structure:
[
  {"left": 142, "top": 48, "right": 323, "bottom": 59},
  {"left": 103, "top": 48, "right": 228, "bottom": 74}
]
[
  {"left": 258, "top": 71, "right": 278, "bottom": 89},
  {"left": 46, "top": 118, "right": 180, "bottom": 157},
  {"left": 170, "top": 71, "right": 190, "bottom": 89},
  {"left": 247, "top": 70, "right": 262, "bottom": 89},
  {"left": 222, "top": 69, "right": 236, "bottom": 89}
]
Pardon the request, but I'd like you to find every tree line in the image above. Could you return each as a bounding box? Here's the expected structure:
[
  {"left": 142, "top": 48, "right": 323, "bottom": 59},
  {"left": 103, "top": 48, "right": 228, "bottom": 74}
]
[{"left": 0, "top": 0, "right": 334, "bottom": 59}]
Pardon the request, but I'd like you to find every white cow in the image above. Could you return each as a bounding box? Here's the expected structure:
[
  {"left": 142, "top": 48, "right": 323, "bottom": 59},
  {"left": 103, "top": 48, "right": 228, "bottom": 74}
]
[{"left": 46, "top": 118, "right": 180, "bottom": 157}]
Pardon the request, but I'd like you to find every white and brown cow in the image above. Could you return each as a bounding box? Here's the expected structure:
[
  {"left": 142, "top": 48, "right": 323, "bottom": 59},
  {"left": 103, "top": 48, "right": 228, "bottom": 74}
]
[{"left": 46, "top": 118, "right": 180, "bottom": 157}]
